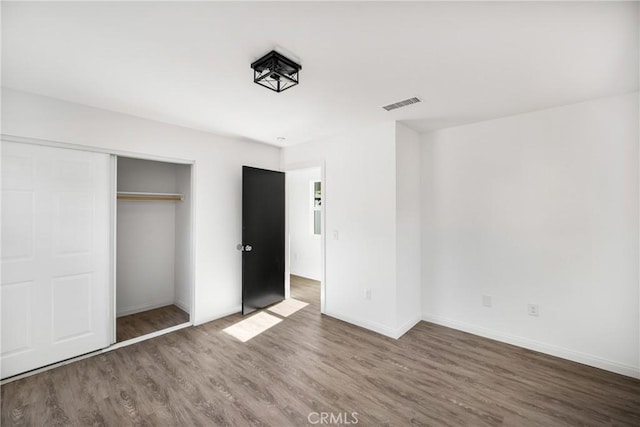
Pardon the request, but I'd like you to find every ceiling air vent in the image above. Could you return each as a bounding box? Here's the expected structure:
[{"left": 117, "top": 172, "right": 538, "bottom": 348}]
[{"left": 382, "top": 97, "right": 421, "bottom": 111}]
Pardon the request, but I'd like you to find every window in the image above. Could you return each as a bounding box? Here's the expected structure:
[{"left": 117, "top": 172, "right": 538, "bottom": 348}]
[{"left": 312, "top": 180, "right": 321, "bottom": 235}]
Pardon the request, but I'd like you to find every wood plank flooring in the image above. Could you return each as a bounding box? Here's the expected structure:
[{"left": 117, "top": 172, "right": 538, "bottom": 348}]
[
  {"left": 289, "top": 274, "right": 319, "bottom": 302},
  {"left": 2, "top": 276, "right": 639, "bottom": 426},
  {"left": 116, "top": 305, "right": 190, "bottom": 343}
]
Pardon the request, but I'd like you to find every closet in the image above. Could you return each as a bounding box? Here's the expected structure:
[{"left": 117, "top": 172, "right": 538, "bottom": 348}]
[
  {"left": 116, "top": 157, "right": 192, "bottom": 342},
  {"left": 1, "top": 140, "right": 194, "bottom": 379}
]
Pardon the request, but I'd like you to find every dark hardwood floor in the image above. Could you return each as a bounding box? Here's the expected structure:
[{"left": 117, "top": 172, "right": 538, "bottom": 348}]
[
  {"left": 2, "top": 276, "right": 639, "bottom": 426},
  {"left": 116, "top": 304, "right": 190, "bottom": 343}
]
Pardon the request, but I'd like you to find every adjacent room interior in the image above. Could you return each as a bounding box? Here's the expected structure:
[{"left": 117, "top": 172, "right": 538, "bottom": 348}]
[
  {"left": 1, "top": 1, "right": 639, "bottom": 425},
  {"left": 286, "top": 167, "right": 323, "bottom": 311}
]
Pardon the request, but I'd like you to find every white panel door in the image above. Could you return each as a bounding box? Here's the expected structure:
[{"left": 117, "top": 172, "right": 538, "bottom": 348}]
[{"left": 1, "top": 141, "right": 111, "bottom": 379}]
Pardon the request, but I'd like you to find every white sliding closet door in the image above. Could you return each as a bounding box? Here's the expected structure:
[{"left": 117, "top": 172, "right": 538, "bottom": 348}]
[{"left": 1, "top": 141, "right": 111, "bottom": 379}]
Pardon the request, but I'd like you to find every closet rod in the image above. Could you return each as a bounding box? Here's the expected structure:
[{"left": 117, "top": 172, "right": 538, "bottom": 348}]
[{"left": 117, "top": 192, "right": 183, "bottom": 202}]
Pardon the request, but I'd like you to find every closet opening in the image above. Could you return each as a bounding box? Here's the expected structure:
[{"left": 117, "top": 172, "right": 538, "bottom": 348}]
[{"left": 115, "top": 157, "right": 193, "bottom": 343}]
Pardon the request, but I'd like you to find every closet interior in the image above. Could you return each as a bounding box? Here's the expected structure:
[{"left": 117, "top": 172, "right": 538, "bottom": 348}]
[{"left": 116, "top": 157, "right": 192, "bottom": 342}]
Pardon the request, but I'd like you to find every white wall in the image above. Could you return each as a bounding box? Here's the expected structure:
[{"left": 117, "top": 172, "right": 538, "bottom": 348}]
[
  {"left": 396, "top": 123, "right": 422, "bottom": 333},
  {"left": 283, "top": 121, "right": 400, "bottom": 336},
  {"left": 116, "top": 158, "right": 178, "bottom": 316},
  {"left": 421, "top": 92, "right": 639, "bottom": 377},
  {"left": 117, "top": 202, "right": 176, "bottom": 315},
  {"left": 115, "top": 157, "right": 192, "bottom": 317},
  {"left": 287, "top": 168, "right": 322, "bottom": 281},
  {"left": 1, "top": 88, "right": 281, "bottom": 325},
  {"left": 117, "top": 156, "right": 178, "bottom": 193}
]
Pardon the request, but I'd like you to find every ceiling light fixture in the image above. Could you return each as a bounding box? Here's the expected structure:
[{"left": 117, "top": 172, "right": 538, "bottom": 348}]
[{"left": 251, "top": 50, "right": 301, "bottom": 93}]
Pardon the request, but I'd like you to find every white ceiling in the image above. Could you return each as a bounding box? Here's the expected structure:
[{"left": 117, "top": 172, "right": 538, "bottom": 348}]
[{"left": 2, "top": 1, "right": 638, "bottom": 147}]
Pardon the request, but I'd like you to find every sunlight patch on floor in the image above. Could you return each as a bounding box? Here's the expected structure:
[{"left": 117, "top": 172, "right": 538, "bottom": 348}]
[
  {"left": 223, "top": 312, "right": 282, "bottom": 342},
  {"left": 267, "top": 298, "right": 308, "bottom": 317}
]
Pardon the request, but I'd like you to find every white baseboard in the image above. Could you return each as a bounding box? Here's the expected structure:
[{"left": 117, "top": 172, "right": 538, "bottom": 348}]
[
  {"left": 395, "top": 316, "right": 422, "bottom": 339},
  {"left": 324, "top": 310, "right": 398, "bottom": 338},
  {"left": 290, "top": 272, "right": 322, "bottom": 281},
  {"left": 174, "top": 299, "right": 191, "bottom": 315},
  {"left": 116, "top": 299, "right": 175, "bottom": 317},
  {"left": 324, "top": 311, "right": 421, "bottom": 340},
  {"left": 194, "top": 305, "right": 242, "bottom": 326},
  {"left": 422, "top": 313, "right": 640, "bottom": 379}
]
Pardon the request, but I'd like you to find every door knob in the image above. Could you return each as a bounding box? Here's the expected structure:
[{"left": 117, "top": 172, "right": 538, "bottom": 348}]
[
  {"left": 236, "top": 244, "right": 253, "bottom": 252},
  {"left": 244, "top": 245, "right": 252, "bottom": 252}
]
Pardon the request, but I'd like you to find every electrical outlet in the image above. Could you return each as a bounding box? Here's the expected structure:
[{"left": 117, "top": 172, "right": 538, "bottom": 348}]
[
  {"left": 527, "top": 304, "right": 539, "bottom": 317},
  {"left": 365, "top": 289, "right": 372, "bottom": 300},
  {"left": 482, "top": 295, "right": 492, "bottom": 307}
]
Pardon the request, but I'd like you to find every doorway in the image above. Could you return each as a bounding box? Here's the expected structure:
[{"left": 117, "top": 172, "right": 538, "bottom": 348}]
[
  {"left": 115, "top": 157, "right": 193, "bottom": 342},
  {"left": 285, "top": 166, "right": 325, "bottom": 312}
]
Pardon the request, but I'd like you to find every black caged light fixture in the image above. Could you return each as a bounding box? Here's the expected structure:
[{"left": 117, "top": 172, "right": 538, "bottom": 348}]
[{"left": 250, "top": 50, "right": 301, "bottom": 93}]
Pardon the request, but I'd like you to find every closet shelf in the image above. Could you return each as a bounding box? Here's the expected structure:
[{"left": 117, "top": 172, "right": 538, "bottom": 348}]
[{"left": 117, "top": 192, "right": 183, "bottom": 201}]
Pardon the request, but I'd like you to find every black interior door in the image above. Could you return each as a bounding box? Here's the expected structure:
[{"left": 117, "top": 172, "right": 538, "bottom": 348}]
[{"left": 241, "top": 166, "right": 285, "bottom": 315}]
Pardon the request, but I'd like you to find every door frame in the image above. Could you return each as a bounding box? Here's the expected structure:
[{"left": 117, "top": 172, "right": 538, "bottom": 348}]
[
  {"left": 0, "top": 134, "right": 197, "bottom": 344},
  {"left": 284, "top": 160, "right": 326, "bottom": 314}
]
